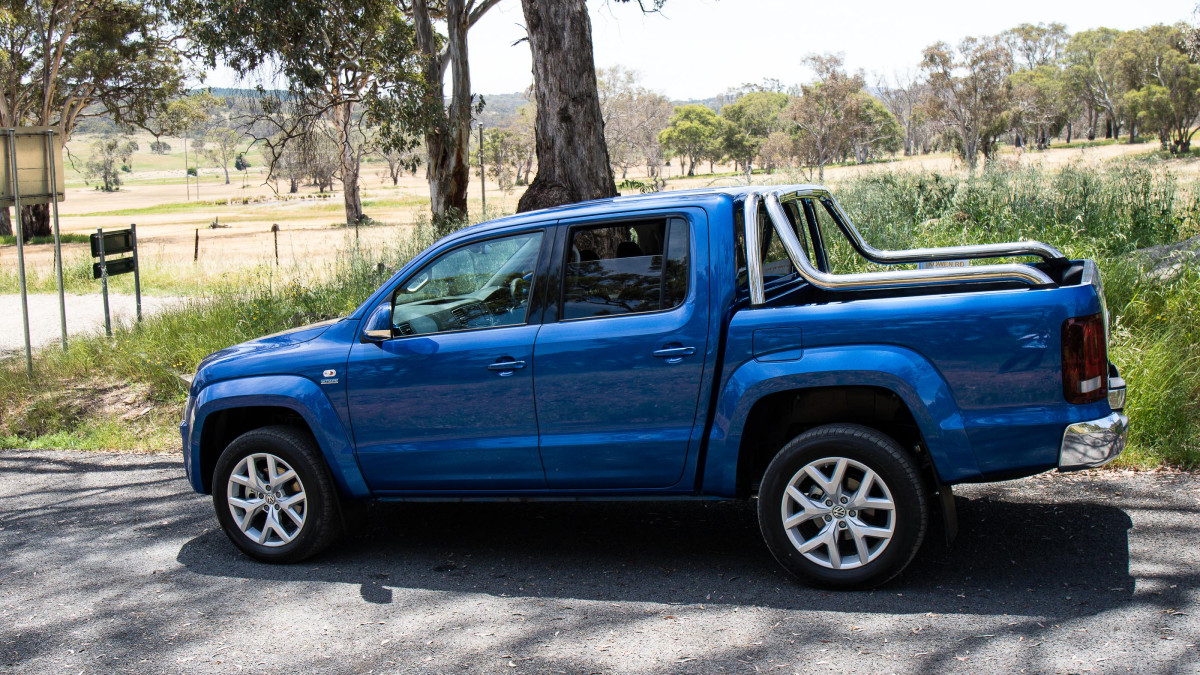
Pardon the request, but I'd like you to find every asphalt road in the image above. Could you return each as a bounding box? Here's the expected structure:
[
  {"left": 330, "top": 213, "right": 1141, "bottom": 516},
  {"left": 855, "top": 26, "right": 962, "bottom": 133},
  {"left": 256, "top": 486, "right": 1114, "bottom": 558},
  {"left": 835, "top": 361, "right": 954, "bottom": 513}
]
[{"left": 0, "top": 450, "right": 1196, "bottom": 674}]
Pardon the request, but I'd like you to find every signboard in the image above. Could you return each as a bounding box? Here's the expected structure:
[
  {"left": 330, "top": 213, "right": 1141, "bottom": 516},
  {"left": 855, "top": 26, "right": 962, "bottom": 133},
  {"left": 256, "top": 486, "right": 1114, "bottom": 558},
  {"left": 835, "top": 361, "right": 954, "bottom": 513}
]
[
  {"left": 918, "top": 260, "right": 969, "bottom": 270},
  {"left": 93, "top": 257, "right": 136, "bottom": 279},
  {"left": 0, "top": 127, "right": 66, "bottom": 205},
  {"left": 90, "top": 229, "right": 135, "bottom": 257}
]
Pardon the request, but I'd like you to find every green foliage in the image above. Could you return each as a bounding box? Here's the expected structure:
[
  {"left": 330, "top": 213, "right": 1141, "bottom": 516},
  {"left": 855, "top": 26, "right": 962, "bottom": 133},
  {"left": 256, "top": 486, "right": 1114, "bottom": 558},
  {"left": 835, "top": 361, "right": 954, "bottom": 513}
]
[
  {"left": 0, "top": 0, "right": 185, "bottom": 133},
  {"left": 720, "top": 91, "right": 789, "bottom": 170},
  {"left": 658, "top": 104, "right": 723, "bottom": 175}
]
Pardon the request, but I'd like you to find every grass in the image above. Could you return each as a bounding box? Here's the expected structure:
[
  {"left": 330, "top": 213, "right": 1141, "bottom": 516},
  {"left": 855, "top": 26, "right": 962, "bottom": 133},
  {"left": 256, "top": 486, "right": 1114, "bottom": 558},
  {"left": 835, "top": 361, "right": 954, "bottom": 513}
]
[
  {"left": 0, "top": 233, "right": 90, "bottom": 246},
  {"left": 3, "top": 163, "right": 1199, "bottom": 468}
]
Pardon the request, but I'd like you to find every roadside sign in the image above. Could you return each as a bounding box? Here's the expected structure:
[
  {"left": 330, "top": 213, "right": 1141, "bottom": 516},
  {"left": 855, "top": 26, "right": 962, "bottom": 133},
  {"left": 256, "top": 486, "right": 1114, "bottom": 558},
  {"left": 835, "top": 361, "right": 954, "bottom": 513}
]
[
  {"left": 0, "top": 126, "right": 65, "bottom": 205},
  {"left": 91, "top": 224, "right": 143, "bottom": 336},
  {"left": 90, "top": 229, "right": 134, "bottom": 257},
  {"left": 93, "top": 256, "right": 136, "bottom": 279}
]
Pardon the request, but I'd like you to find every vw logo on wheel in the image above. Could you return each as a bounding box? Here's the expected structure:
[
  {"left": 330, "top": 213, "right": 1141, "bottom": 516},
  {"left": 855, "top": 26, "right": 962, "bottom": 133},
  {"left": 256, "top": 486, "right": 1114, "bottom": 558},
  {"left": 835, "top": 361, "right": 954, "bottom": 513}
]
[{"left": 831, "top": 505, "right": 847, "bottom": 519}]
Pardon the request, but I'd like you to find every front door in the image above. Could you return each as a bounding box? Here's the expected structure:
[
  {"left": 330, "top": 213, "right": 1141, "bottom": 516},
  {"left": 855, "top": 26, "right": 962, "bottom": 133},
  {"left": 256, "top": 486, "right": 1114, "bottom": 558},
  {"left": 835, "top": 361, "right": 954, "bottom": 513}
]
[
  {"left": 347, "top": 230, "right": 548, "bottom": 492},
  {"left": 533, "top": 214, "right": 710, "bottom": 489}
]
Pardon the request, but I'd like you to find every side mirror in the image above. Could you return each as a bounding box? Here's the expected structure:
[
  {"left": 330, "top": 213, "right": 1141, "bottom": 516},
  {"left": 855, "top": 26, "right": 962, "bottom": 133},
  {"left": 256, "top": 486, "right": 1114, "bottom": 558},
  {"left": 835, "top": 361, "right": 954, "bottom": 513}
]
[{"left": 362, "top": 302, "right": 394, "bottom": 342}]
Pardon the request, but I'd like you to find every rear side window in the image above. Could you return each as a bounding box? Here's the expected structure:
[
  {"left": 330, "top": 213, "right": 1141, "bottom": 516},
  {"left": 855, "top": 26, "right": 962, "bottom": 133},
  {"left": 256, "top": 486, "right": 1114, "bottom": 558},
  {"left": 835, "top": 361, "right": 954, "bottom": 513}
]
[{"left": 562, "top": 217, "right": 689, "bottom": 320}]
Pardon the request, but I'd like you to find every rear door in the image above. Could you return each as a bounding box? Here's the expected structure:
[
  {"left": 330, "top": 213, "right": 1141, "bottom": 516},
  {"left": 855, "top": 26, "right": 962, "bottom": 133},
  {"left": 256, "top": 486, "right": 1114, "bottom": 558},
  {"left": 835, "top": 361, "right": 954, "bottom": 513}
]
[{"left": 532, "top": 211, "right": 711, "bottom": 489}]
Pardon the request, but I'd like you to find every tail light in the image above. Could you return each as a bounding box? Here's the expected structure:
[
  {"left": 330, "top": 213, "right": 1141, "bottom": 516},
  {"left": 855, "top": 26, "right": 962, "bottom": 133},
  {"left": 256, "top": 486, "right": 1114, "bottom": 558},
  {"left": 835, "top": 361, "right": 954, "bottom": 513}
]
[{"left": 1062, "top": 313, "right": 1107, "bottom": 404}]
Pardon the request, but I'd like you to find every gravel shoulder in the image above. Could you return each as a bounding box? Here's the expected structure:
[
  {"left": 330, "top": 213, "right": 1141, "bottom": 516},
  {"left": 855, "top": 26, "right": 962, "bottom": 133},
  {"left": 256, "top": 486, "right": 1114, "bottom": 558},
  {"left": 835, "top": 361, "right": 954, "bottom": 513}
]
[
  {"left": 0, "top": 293, "right": 185, "bottom": 356},
  {"left": 0, "top": 449, "right": 1197, "bottom": 674}
]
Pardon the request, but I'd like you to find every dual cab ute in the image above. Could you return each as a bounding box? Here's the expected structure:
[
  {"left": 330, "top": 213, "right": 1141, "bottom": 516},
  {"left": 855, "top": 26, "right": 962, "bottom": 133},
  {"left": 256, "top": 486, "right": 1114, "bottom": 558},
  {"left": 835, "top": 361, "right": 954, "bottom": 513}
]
[{"left": 181, "top": 185, "right": 1128, "bottom": 588}]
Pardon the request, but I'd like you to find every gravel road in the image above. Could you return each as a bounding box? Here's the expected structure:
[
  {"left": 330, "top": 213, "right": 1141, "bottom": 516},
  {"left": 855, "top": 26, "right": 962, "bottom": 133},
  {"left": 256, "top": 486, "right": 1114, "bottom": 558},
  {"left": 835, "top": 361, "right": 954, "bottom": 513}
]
[
  {"left": 0, "top": 293, "right": 184, "bottom": 356},
  {"left": 0, "top": 449, "right": 1196, "bottom": 674}
]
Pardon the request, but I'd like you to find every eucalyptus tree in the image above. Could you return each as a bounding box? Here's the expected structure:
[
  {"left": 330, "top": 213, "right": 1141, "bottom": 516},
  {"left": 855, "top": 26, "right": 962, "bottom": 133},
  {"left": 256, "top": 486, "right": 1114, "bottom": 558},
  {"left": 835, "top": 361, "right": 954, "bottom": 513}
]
[
  {"left": 921, "top": 36, "right": 1014, "bottom": 170},
  {"left": 402, "top": 0, "right": 501, "bottom": 222},
  {"left": 786, "top": 54, "right": 864, "bottom": 180},
  {"left": 658, "top": 104, "right": 723, "bottom": 176},
  {"left": 0, "top": 0, "right": 185, "bottom": 237},
  {"left": 178, "top": 0, "right": 426, "bottom": 225}
]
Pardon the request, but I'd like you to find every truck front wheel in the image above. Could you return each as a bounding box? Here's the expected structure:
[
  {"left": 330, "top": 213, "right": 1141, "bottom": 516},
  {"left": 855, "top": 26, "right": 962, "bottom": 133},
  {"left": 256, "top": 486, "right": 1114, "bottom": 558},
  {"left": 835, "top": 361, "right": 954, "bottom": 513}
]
[
  {"left": 212, "top": 425, "right": 343, "bottom": 563},
  {"left": 757, "top": 423, "right": 928, "bottom": 589}
]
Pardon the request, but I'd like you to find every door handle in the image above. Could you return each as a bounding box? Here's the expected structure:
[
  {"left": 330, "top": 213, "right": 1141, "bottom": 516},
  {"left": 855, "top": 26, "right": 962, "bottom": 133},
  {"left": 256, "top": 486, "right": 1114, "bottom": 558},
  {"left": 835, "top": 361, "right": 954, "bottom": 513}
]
[
  {"left": 487, "top": 359, "right": 526, "bottom": 376},
  {"left": 652, "top": 346, "right": 696, "bottom": 364}
]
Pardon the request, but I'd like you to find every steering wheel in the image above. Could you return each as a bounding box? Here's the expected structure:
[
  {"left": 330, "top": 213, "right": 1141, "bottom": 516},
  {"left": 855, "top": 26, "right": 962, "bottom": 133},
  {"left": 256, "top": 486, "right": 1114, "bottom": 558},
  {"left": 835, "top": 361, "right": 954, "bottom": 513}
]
[{"left": 510, "top": 275, "right": 530, "bottom": 305}]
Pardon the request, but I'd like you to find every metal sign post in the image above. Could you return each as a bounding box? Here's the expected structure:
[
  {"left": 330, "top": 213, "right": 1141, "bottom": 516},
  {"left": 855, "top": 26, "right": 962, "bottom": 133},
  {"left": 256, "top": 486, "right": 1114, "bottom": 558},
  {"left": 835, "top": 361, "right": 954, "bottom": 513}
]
[
  {"left": 46, "top": 128, "right": 67, "bottom": 350},
  {"left": 2, "top": 126, "right": 67, "bottom": 372},
  {"left": 89, "top": 226, "right": 139, "bottom": 335},
  {"left": 6, "top": 129, "right": 32, "bottom": 377},
  {"left": 96, "top": 227, "right": 111, "bottom": 337},
  {"left": 130, "top": 223, "right": 142, "bottom": 322},
  {"left": 479, "top": 125, "right": 486, "bottom": 214}
]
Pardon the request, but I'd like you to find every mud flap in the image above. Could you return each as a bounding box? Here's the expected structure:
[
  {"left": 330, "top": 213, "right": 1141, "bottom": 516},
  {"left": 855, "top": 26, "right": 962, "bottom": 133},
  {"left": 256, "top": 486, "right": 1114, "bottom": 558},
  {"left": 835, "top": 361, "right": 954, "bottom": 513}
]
[{"left": 935, "top": 478, "right": 958, "bottom": 545}]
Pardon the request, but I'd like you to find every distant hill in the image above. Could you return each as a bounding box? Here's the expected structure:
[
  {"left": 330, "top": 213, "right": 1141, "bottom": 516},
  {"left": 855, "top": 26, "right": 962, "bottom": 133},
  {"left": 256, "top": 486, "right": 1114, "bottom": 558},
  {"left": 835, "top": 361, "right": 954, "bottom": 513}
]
[
  {"left": 475, "top": 91, "right": 531, "bottom": 128},
  {"left": 670, "top": 97, "right": 721, "bottom": 112}
]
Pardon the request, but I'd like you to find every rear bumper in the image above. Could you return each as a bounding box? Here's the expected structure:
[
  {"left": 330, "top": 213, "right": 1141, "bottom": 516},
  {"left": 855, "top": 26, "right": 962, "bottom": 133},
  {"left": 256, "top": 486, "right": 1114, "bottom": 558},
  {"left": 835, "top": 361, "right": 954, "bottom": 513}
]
[{"left": 1058, "top": 412, "right": 1128, "bottom": 471}]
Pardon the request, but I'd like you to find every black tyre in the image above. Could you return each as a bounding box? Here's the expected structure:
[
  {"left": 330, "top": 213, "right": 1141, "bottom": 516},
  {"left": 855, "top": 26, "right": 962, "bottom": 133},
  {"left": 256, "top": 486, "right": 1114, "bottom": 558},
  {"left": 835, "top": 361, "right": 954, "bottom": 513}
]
[
  {"left": 212, "top": 425, "right": 342, "bottom": 563},
  {"left": 757, "top": 423, "right": 928, "bottom": 589}
]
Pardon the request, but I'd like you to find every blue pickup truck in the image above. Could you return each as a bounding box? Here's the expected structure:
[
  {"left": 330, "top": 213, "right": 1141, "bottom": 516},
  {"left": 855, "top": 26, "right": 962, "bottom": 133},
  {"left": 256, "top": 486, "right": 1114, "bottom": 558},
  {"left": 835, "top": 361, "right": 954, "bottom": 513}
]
[{"left": 181, "top": 185, "right": 1127, "bottom": 588}]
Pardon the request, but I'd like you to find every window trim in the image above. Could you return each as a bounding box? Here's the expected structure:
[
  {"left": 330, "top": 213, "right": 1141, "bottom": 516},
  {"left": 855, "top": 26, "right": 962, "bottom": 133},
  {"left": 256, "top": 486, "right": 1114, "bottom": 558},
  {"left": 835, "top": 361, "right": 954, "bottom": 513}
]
[
  {"left": 360, "top": 227, "right": 550, "bottom": 342},
  {"left": 555, "top": 213, "right": 693, "bottom": 324}
]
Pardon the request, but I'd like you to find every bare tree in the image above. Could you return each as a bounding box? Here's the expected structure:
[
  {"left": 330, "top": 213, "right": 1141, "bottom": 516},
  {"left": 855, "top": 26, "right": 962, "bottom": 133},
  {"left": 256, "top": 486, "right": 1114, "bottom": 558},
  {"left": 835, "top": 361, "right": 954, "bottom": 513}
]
[
  {"left": 598, "top": 66, "right": 672, "bottom": 180},
  {"left": 875, "top": 70, "right": 927, "bottom": 156}
]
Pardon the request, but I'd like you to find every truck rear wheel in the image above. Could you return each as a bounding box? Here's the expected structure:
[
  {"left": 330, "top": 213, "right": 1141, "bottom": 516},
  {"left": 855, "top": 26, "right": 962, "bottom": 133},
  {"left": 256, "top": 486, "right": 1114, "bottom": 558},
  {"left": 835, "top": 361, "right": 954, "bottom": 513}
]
[
  {"left": 757, "top": 423, "right": 928, "bottom": 589},
  {"left": 212, "top": 425, "right": 342, "bottom": 563}
]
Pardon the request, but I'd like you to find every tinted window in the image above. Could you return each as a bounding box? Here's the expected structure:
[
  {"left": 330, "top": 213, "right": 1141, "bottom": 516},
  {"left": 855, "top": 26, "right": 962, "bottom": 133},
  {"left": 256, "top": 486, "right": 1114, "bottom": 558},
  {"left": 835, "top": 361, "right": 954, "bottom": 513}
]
[
  {"left": 562, "top": 218, "right": 689, "bottom": 320},
  {"left": 389, "top": 231, "right": 543, "bottom": 336}
]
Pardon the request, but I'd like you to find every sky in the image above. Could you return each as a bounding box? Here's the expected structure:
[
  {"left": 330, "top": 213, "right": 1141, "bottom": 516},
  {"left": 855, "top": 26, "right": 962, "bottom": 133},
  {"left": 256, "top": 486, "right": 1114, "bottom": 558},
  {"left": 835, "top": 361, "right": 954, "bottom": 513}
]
[{"left": 206, "top": 0, "right": 1196, "bottom": 100}]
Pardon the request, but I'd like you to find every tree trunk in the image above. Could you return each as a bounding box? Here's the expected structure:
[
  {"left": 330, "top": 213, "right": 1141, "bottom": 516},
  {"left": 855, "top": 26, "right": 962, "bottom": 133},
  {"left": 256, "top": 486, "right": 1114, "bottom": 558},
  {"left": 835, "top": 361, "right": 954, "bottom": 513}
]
[
  {"left": 687, "top": 159, "right": 694, "bottom": 176},
  {"left": 0, "top": 206, "right": 50, "bottom": 241},
  {"left": 1066, "top": 121, "right": 1072, "bottom": 144},
  {"left": 332, "top": 102, "right": 364, "bottom": 225},
  {"left": 223, "top": 164, "right": 230, "bottom": 184},
  {"left": 289, "top": 177, "right": 298, "bottom": 193},
  {"left": 517, "top": 0, "right": 617, "bottom": 213},
  {"left": 415, "top": 0, "right": 471, "bottom": 221}
]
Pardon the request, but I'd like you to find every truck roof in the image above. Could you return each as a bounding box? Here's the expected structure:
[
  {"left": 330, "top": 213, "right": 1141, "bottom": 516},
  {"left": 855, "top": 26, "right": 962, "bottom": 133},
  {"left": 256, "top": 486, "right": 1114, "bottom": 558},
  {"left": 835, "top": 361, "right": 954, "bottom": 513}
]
[{"left": 445, "top": 184, "right": 827, "bottom": 242}]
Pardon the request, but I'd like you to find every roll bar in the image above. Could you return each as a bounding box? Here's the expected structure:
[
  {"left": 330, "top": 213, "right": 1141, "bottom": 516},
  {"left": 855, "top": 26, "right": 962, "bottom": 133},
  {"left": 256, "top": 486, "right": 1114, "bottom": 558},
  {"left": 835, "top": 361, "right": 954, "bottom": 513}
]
[{"left": 744, "top": 187, "right": 1058, "bottom": 304}]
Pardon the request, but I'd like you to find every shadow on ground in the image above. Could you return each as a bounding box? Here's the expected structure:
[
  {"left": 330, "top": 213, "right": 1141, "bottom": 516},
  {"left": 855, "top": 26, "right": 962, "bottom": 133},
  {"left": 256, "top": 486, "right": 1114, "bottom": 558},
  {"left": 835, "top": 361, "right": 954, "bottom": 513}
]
[{"left": 178, "top": 493, "right": 1143, "bottom": 618}]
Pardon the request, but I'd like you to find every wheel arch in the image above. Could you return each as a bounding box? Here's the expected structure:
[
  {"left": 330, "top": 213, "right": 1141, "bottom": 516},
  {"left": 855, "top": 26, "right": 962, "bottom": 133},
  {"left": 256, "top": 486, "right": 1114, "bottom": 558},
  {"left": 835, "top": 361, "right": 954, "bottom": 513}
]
[
  {"left": 187, "top": 375, "right": 370, "bottom": 498},
  {"left": 702, "top": 344, "right": 980, "bottom": 497}
]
